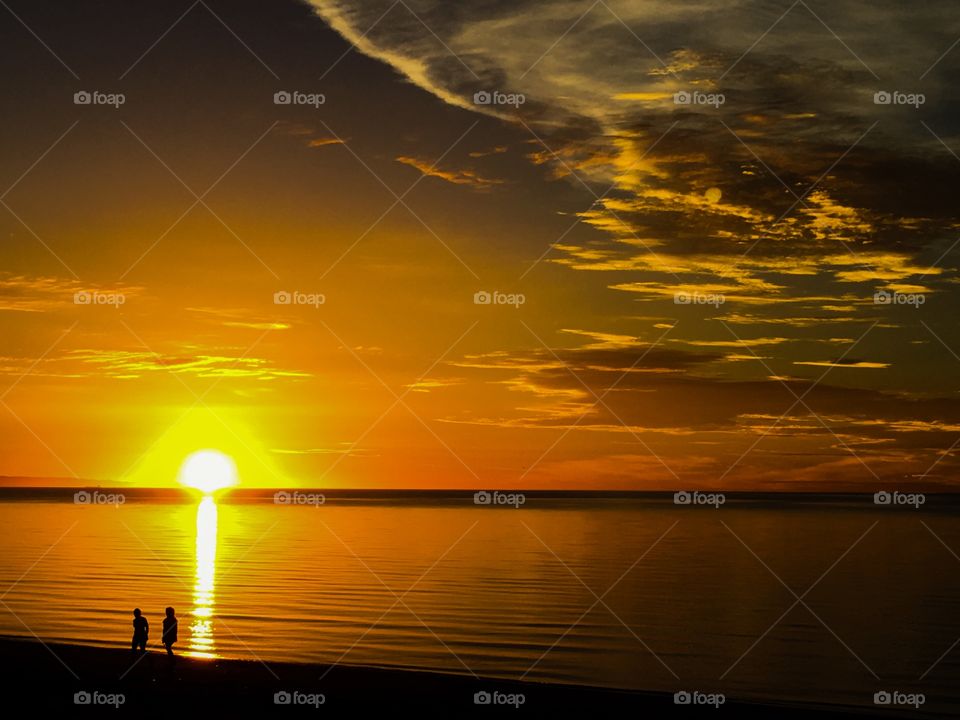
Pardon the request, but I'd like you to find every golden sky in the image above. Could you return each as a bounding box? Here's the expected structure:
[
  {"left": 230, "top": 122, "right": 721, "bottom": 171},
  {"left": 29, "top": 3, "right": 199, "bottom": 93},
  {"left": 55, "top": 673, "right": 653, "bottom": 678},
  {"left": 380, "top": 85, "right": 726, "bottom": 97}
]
[{"left": 2, "top": 0, "right": 960, "bottom": 490}]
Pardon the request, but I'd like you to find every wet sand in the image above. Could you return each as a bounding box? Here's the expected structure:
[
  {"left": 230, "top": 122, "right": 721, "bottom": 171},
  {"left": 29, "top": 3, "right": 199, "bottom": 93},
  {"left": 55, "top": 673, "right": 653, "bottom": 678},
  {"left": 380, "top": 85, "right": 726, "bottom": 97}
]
[{"left": 0, "top": 637, "right": 893, "bottom": 716}]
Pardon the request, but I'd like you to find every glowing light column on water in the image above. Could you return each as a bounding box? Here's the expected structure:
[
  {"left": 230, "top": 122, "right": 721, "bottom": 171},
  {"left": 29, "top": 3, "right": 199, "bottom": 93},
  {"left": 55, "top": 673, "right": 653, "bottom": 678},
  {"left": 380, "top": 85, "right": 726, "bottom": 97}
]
[
  {"left": 190, "top": 496, "right": 218, "bottom": 658},
  {"left": 176, "top": 449, "right": 237, "bottom": 658}
]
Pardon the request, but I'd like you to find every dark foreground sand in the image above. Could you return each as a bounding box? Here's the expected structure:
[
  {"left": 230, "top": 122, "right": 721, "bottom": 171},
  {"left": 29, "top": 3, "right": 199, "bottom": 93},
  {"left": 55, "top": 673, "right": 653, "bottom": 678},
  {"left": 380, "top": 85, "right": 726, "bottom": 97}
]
[{"left": 0, "top": 637, "right": 900, "bottom": 716}]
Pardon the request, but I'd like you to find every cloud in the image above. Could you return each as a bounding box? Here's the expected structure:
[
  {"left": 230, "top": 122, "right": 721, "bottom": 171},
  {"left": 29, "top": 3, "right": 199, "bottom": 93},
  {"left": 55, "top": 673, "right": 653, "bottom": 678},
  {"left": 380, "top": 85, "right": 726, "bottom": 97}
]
[
  {"left": 431, "top": 324, "right": 960, "bottom": 484},
  {"left": 793, "top": 359, "right": 890, "bottom": 369},
  {"left": 404, "top": 377, "right": 464, "bottom": 392},
  {"left": 64, "top": 349, "right": 309, "bottom": 380},
  {"left": 469, "top": 145, "right": 508, "bottom": 157},
  {"left": 304, "top": 0, "right": 960, "bottom": 486},
  {"left": 717, "top": 312, "right": 864, "bottom": 327},
  {"left": 0, "top": 274, "right": 142, "bottom": 313},
  {"left": 668, "top": 337, "right": 789, "bottom": 348},
  {"left": 187, "top": 307, "right": 291, "bottom": 331},
  {"left": 279, "top": 121, "right": 347, "bottom": 148},
  {"left": 307, "top": 136, "right": 345, "bottom": 148},
  {"left": 559, "top": 328, "right": 644, "bottom": 349},
  {"left": 308, "top": 0, "right": 960, "bottom": 320},
  {"left": 272, "top": 445, "right": 376, "bottom": 457},
  {"left": 395, "top": 155, "right": 504, "bottom": 188}
]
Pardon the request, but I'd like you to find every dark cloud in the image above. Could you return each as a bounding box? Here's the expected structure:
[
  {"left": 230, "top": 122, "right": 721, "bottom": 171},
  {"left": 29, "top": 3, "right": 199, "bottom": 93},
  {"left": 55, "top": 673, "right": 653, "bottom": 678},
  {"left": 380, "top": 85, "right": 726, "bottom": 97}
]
[{"left": 309, "top": 0, "right": 960, "bottom": 295}]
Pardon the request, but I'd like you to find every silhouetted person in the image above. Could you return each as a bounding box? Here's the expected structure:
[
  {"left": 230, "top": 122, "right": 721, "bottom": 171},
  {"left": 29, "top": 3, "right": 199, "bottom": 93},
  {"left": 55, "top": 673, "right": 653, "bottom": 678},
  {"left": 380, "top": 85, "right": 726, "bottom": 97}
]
[
  {"left": 131, "top": 608, "right": 148, "bottom": 652},
  {"left": 162, "top": 607, "right": 178, "bottom": 657}
]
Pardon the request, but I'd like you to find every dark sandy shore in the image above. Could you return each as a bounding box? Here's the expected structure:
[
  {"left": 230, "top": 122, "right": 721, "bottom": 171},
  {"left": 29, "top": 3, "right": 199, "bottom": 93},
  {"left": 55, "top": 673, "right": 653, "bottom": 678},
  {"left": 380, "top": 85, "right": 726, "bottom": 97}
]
[{"left": 0, "top": 637, "right": 906, "bottom": 717}]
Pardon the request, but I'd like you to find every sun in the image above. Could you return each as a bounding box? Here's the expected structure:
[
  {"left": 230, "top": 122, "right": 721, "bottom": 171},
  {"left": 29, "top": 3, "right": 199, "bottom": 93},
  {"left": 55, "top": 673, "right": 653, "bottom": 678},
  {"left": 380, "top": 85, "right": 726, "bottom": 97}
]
[{"left": 178, "top": 450, "right": 239, "bottom": 495}]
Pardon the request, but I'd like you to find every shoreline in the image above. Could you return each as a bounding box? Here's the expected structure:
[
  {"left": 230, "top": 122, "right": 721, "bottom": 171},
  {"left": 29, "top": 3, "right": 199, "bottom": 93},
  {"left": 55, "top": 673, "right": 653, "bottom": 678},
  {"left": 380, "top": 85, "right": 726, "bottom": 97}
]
[
  {"left": 1, "top": 486, "right": 959, "bottom": 509},
  {"left": 0, "top": 637, "right": 912, "bottom": 716}
]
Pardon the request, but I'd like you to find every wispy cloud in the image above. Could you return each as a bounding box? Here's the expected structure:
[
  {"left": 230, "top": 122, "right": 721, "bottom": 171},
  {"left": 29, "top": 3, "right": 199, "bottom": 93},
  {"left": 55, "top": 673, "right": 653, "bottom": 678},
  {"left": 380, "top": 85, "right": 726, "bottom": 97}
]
[
  {"left": 469, "top": 145, "right": 508, "bottom": 158},
  {"left": 0, "top": 274, "right": 142, "bottom": 313},
  {"left": 272, "top": 445, "right": 376, "bottom": 457},
  {"left": 404, "top": 377, "right": 464, "bottom": 392},
  {"left": 395, "top": 155, "right": 504, "bottom": 189},
  {"left": 307, "top": 136, "right": 345, "bottom": 148},
  {"left": 65, "top": 349, "right": 309, "bottom": 380},
  {"left": 187, "top": 306, "right": 291, "bottom": 331},
  {"left": 793, "top": 359, "right": 890, "bottom": 369}
]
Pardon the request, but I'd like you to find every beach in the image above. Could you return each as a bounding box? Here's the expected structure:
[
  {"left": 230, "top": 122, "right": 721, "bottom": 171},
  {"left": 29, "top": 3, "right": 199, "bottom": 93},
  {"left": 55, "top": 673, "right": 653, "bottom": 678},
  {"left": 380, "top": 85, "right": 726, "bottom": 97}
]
[
  {"left": 0, "top": 637, "right": 901, "bottom": 716},
  {"left": 1, "top": 496, "right": 955, "bottom": 716}
]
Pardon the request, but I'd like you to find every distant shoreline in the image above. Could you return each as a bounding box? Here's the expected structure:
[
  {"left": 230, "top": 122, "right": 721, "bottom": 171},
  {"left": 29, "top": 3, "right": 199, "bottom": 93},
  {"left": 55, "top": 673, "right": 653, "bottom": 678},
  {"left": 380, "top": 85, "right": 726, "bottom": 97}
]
[
  {"left": 1, "top": 486, "right": 959, "bottom": 507},
  {"left": 3, "top": 473, "right": 960, "bottom": 497},
  {"left": 0, "top": 637, "right": 897, "bottom": 716}
]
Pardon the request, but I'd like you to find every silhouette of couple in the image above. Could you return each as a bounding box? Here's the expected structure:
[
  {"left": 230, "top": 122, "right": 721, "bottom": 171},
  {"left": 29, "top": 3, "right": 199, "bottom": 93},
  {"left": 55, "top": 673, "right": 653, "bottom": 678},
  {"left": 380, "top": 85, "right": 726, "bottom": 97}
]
[{"left": 131, "top": 607, "right": 178, "bottom": 657}]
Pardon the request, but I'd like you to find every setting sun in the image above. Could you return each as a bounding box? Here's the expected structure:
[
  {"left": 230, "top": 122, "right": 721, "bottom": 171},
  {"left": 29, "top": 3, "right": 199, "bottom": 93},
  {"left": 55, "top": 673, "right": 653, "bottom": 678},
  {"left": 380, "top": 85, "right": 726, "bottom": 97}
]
[{"left": 178, "top": 450, "right": 239, "bottom": 495}]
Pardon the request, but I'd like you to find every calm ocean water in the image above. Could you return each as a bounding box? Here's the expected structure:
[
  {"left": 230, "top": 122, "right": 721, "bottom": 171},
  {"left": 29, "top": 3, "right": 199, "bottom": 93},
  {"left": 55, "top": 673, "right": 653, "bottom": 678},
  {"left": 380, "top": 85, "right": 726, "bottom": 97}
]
[{"left": 1, "top": 493, "right": 958, "bottom": 713}]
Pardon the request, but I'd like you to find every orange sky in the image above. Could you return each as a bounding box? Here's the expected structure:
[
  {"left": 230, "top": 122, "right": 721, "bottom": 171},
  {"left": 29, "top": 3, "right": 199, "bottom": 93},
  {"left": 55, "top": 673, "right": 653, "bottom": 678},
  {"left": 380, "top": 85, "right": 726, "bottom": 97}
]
[{"left": 2, "top": 0, "right": 960, "bottom": 490}]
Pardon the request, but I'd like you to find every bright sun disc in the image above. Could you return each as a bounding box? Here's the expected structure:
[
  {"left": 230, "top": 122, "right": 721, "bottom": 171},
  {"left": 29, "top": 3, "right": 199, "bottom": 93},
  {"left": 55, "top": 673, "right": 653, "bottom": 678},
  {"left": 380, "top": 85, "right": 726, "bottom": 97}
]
[{"left": 178, "top": 450, "right": 238, "bottom": 495}]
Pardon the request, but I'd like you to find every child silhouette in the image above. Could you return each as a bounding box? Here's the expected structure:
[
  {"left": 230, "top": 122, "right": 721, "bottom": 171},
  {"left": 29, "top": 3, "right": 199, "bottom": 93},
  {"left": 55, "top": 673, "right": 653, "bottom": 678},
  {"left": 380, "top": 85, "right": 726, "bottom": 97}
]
[{"left": 162, "top": 607, "right": 178, "bottom": 657}]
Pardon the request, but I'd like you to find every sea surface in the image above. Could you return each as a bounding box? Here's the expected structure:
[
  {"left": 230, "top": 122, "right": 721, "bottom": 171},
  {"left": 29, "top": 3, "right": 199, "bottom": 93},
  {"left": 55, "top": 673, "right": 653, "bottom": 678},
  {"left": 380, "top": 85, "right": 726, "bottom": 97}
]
[{"left": 1, "top": 490, "right": 958, "bottom": 714}]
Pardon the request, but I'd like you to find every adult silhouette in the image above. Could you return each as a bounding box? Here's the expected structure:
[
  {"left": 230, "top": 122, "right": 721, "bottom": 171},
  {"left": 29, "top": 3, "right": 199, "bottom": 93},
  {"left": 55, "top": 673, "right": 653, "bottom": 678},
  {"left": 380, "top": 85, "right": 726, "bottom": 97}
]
[{"left": 131, "top": 608, "right": 149, "bottom": 652}]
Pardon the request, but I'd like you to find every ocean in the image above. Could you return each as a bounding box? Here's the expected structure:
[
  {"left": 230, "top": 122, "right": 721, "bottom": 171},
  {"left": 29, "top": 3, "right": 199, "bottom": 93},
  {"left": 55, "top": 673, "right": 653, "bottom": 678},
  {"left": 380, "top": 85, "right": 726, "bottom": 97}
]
[{"left": 0, "top": 490, "right": 957, "bottom": 714}]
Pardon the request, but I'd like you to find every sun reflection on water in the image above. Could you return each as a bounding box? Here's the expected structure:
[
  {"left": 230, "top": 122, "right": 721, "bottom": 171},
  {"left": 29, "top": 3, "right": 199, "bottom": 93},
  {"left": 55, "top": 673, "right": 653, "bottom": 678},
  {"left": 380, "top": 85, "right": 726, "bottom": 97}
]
[{"left": 188, "top": 496, "right": 217, "bottom": 658}]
